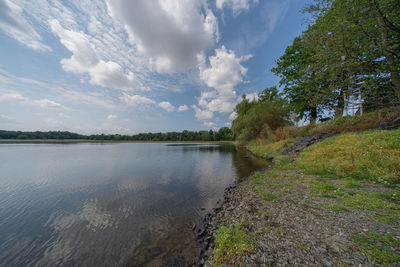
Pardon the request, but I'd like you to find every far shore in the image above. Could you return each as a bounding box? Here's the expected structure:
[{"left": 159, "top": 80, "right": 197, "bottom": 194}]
[{"left": 0, "top": 139, "right": 233, "bottom": 144}]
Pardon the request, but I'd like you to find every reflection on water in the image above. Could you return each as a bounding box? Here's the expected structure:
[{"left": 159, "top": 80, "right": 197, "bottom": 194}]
[{"left": 0, "top": 143, "right": 268, "bottom": 266}]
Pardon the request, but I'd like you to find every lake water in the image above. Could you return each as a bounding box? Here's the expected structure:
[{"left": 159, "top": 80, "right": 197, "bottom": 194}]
[{"left": 0, "top": 142, "right": 268, "bottom": 266}]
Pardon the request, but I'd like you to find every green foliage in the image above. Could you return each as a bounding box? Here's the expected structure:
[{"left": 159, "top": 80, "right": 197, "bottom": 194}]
[
  {"left": 247, "top": 139, "right": 294, "bottom": 158},
  {"left": 297, "top": 129, "right": 400, "bottom": 186},
  {"left": 213, "top": 222, "right": 254, "bottom": 265},
  {"left": 232, "top": 93, "right": 291, "bottom": 141},
  {"left": 0, "top": 128, "right": 234, "bottom": 141},
  {"left": 271, "top": 0, "right": 400, "bottom": 122}
]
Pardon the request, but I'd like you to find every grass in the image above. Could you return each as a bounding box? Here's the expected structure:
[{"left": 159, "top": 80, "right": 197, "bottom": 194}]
[
  {"left": 213, "top": 222, "right": 254, "bottom": 266},
  {"left": 247, "top": 138, "right": 294, "bottom": 159},
  {"left": 310, "top": 183, "right": 341, "bottom": 198},
  {"left": 271, "top": 106, "right": 400, "bottom": 141},
  {"left": 325, "top": 204, "right": 348, "bottom": 211},
  {"left": 352, "top": 232, "right": 400, "bottom": 265},
  {"left": 341, "top": 191, "right": 400, "bottom": 223},
  {"left": 296, "top": 129, "right": 400, "bottom": 186}
]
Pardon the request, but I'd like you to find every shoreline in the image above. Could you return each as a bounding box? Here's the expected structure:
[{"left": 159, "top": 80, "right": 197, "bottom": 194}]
[
  {"left": 195, "top": 144, "right": 273, "bottom": 265},
  {"left": 0, "top": 139, "right": 233, "bottom": 144},
  {"left": 197, "top": 131, "right": 400, "bottom": 266}
]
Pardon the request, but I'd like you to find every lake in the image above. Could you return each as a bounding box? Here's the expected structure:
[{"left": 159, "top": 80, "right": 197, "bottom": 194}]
[{"left": 0, "top": 142, "right": 268, "bottom": 266}]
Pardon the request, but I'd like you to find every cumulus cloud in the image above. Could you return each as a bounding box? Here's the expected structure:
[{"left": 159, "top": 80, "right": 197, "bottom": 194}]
[
  {"left": 199, "top": 46, "right": 251, "bottom": 93},
  {"left": 120, "top": 93, "right": 156, "bottom": 106},
  {"left": 158, "top": 101, "right": 174, "bottom": 112},
  {"left": 245, "top": 92, "right": 259, "bottom": 102},
  {"left": 192, "top": 105, "right": 214, "bottom": 121},
  {"left": 50, "top": 19, "right": 146, "bottom": 91},
  {"left": 177, "top": 104, "right": 189, "bottom": 112},
  {"left": 120, "top": 93, "right": 177, "bottom": 113},
  {"left": 194, "top": 46, "right": 251, "bottom": 125},
  {"left": 229, "top": 111, "right": 237, "bottom": 121},
  {"left": 107, "top": 114, "right": 117, "bottom": 120},
  {"left": 106, "top": 0, "right": 218, "bottom": 73},
  {"left": 216, "top": 0, "right": 258, "bottom": 14},
  {"left": 204, "top": 121, "right": 217, "bottom": 128},
  {"left": 0, "top": 0, "right": 51, "bottom": 51}
]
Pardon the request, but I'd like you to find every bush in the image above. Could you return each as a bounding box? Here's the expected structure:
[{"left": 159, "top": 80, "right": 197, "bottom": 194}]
[{"left": 232, "top": 96, "right": 291, "bottom": 142}]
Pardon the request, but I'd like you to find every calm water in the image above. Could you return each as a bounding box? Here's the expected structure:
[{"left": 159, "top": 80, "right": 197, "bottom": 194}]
[{"left": 0, "top": 142, "right": 268, "bottom": 266}]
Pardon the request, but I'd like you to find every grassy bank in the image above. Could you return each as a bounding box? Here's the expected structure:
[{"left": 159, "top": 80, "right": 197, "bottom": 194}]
[{"left": 211, "top": 112, "right": 400, "bottom": 265}]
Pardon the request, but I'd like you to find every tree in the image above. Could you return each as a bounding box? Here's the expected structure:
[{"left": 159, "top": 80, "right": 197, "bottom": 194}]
[{"left": 232, "top": 93, "right": 291, "bottom": 141}]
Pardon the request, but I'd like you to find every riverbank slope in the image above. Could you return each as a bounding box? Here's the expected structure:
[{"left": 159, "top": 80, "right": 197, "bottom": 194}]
[{"left": 202, "top": 113, "right": 400, "bottom": 266}]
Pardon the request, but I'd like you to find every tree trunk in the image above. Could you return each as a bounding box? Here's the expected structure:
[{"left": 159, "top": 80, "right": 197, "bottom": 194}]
[
  {"left": 374, "top": 1, "right": 400, "bottom": 101},
  {"left": 310, "top": 107, "right": 317, "bottom": 123},
  {"left": 335, "top": 90, "right": 344, "bottom": 118}
]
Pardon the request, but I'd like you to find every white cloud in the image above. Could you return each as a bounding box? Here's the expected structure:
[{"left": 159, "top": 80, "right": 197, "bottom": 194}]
[
  {"left": 229, "top": 111, "right": 237, "bottom": 121},
  {"left": 0, "top": 114, "right": 16, "bottom": 122},
  {"left": 37, "top": 99, "right": 63, "bottom": 108},
  {"left": 106, "top": 0, "right": 218, "bottom": 73},
  {"left": 0, "top": 92, "right": 27, "bottom": 102},
  {"left": 50, "top": 19, "right": 146, "bottom": 91},
  {"left": 58, "top": 113, "right": 71, "bottom": 119},
  {"left": 177, "top": 104, "right": 189, "bottom": 112},
  {"left": 216, "top": 0, "right": 258, "bottom": 14},
  {"left": 107, "top": 114, "right": 117, "bottom": 120},
  {"left": 43, "top": 117, "right": 61, "bottom": 127},
  {"left": 199, "top": 46, "right": 251, "bottom": 93},
  {"left": 0, "top": 0, "right": 51, "bottom": 51},
  {"left": 120, "top": 93, "right": 156, "bottom": 106},
  {"left": 0, "top": 91, "right": 64, "bottom": 109},
  {"left": 194, "top": 46, "right": 251, "bottom": 125},
  {"left": 245, "top": 92, "right": 259, "bottom": 102},
  {"left": 204, "top": 121, "right": 216, "bottom": 128},
  {"left": 192, "top": 105, "right": 214, "bottom": 121},
  {"left": 158, "top": 101, "right": 174, "bottom": 112}
]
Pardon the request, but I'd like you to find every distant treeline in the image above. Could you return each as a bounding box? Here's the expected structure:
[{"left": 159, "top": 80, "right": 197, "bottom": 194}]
[{"left": 0, "top": 127, "right": 233, "bottom": 141}]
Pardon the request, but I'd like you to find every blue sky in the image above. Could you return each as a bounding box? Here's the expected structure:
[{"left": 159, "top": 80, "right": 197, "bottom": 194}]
[{"left": 0, "top": 0, "right": 307, "bottom": 134}]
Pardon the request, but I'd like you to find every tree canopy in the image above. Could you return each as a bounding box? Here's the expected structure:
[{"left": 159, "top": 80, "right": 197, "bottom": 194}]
[{"left": 272, "top": 0, "right": 400, "bottom": 120}]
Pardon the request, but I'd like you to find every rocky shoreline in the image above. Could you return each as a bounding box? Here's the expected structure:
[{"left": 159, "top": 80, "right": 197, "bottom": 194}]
[{"left": 194, "top": 132, "right": 400, "bottom": 266}]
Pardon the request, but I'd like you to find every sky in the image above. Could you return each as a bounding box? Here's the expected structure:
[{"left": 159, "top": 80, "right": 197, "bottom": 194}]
[{"left": 0, "top": 0, "right": 308, "bottom": 134}]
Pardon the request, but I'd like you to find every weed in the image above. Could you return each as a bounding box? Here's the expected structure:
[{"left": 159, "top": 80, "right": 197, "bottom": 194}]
[
  {"left": 325, "top": 204, "right": 348, "bottom": 211},
  {"left": 213, "top": 222, "right": 254, "bottom": 265},
  {"left": 352, "top": 232, "right": 400, "bottom": 265},
  {"left": 262, "top": 225, "right": 286, "bottom": 236},
  {"left": 340, "top": 180, "right": 363, "bottom": 188},
  {"left": 310, "top": 183, "right": 341, "bottom": 198},
  {"left": 262, "top": 192, "right": 278, "bottom": 201}
]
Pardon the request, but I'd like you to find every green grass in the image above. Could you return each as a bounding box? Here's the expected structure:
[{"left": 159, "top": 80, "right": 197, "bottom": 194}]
[
  {"left": 250, "top": 171, "right": 265, "bottom": 185},
  {"left": 310, "top": 183, "right": 341, "bottom": 198},
  {"left": 325, "top": 204, "right": 348, "bottom": 211},
  {"left": 247, "top": 139, "right": 294, "bottom": 159},
  {"left": 341, "top": 191, "right": 400, "bottom": 223},
  {"left": 261, "top": 192, "right": 279, "bottom": 201},
  {"left": 352, "top": 232, "right": 400, "bottom": 265},
  {"left": 297, "top": 129, "right": 400, "bottom": 186},
  {"left": 213, "top": 222, "right": 254, "bottom": 265}
]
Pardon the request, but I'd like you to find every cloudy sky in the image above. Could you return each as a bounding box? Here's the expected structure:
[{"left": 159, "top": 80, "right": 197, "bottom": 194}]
[{"left": 0, "top": 0, "right": 307, "bottom": 134}]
